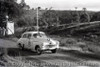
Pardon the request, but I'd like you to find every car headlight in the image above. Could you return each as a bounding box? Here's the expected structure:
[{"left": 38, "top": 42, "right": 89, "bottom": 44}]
[
  {"left": 56, "top": 41, "right": 59, "bottom": 48},
  {"left": 43, "top": 42, "right": 49, "bottom": 45}
]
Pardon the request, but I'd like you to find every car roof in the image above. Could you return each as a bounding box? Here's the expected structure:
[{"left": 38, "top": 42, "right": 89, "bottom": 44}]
[{"left": 23, "top": 31, "right": 45, "bottom": 34}]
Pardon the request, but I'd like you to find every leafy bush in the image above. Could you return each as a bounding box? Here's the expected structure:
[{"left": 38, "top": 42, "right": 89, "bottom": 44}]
[
  {"left": 17, "top": 18, "right": 27, "bottom": 27},
  {"left": 91, "top": 12, "right": 100, "bottom": 21}
]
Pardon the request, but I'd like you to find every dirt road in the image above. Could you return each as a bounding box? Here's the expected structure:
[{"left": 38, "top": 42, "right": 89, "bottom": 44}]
[{"left": 0, "top": 38, "right": 100, "bottom": 67}]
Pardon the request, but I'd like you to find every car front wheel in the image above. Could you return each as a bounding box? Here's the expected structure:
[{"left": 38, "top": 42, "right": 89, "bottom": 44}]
[{"left": 36, "top": 46, "right": 42, "bottom": 55}]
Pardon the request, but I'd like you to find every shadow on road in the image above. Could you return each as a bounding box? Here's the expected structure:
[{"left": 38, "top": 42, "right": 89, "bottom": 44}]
[
  {"left": 7, "top": 48, "right": 59, "bottom": 67},
  {"left": 7, "top": 47, "right": 100, "bottom": 61},
  {"left": 7, "top": 48, "right": 55, "bottom": 57},
  {"left": 59, "top": 49, "right": 100, "bottom": 61},
  {"left": 7, "top": 48, "right": 38, "bottom": 57}
]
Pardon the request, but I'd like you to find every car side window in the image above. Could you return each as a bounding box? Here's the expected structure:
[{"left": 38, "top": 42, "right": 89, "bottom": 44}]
[
  {"left": 22, "top": 34, "right": 27, "bottom": 38},
  {"left": 33, "top": 34, "right": 37, "bottom": 38},
  {"left": 27, "top": 34, "right": 32, "bottom": 38}
]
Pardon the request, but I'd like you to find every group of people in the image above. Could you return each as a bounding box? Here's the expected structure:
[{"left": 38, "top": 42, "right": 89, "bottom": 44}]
[{"left": 0, "top": 27, "right": 6, "bottom": 37}]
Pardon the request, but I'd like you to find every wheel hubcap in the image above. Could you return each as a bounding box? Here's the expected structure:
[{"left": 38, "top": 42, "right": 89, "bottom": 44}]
[{"left": 37, "top": 48, "right": 41, "bottom": 53}]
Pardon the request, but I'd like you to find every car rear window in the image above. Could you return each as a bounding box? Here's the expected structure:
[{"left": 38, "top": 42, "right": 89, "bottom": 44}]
[
  {"left": 22, "top": 34, "right": 27, "bottom": 38},
  {"left": 33, "top": 33, "right": 47, "bottom": 38},
  {"left": 27, "top": 34, "right": 32, "bottom": 38},
  {"left": 33, "top": 33, "right": 38, "bottom": 38}
]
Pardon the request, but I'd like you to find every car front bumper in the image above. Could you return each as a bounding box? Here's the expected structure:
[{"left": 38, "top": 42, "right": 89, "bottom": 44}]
[{"left": 41, "top": 45, "right": 59, "bottom": 50}]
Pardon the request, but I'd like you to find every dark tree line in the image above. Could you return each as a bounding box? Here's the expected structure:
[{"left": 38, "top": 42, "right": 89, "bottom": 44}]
[
  {"left": 41, "top": 10, "right": 99, "bottom": 26},
  {"left": 41, "top": 10, "right": 91, "bottom": 26},
  {"left": 0, "top": 0, "right": 22, "bottom": 18},
  {"left": 0, "top": 0, "right": 24, "bottom": 27},
  {"left": 90, "top": 12, "right": 100, "bottom": 21}
]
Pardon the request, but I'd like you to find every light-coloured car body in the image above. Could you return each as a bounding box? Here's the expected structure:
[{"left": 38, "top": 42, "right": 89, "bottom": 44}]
[{"left": 17, "top": 31, "right": 59, "bottom": 54}]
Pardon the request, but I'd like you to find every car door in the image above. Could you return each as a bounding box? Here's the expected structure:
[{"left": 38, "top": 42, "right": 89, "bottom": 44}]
[
  {"left": 21, "top": 34, "right": 28, "bottom": 48},
  {"left": 25, "top": 33, "right": 32, "bottom": 49},
  {"left": 30, "top": 33, "right": 40, "bottom": 50}
]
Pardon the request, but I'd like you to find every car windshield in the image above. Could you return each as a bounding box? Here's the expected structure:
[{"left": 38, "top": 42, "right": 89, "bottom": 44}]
[{"left": 33, "top": 33, "right": 47, "bottom": 38}]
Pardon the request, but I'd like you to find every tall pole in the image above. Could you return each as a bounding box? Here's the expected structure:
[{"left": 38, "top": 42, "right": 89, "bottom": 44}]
[
  {"left": 75, "top": 7, "right": 80, "bottom": 23},
  {"left": 37, "top": 7, "right": 39, "bottom": 32}
]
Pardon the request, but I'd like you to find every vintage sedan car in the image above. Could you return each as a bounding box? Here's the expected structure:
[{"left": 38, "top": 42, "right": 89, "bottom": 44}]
[{"left": 17, "top": 31, "right": 59, "bottom": 55}]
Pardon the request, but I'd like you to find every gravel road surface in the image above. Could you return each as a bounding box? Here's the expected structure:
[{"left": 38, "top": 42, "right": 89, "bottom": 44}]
[{"left": 0, "top": 38, "right": 100, "bottom": 67}]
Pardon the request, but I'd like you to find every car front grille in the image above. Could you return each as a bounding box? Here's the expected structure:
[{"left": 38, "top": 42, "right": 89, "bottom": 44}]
[{"left": 46, "top": 45, "right": 55, "bottom": 48}]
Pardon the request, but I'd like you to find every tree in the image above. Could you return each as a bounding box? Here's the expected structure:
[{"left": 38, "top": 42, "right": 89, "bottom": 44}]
[
  {"left": 0, "top": 0, "right": 23, "bottom": 19},
  {"left": 80, "top": 8, "right": 90, "bottom": 23},
  {"left": 41, "top": 10, "right": 58, "bottom": 26},
  {"left": 74, "top": 7, "right": 80, "bottom": 23},
  {"left": 80, "top": 14, "right": 88, "bottom": 22},
  {"left": 91, "top": 12, "right": 100, "bottom": 21},
  {"left": 17, "top": 18, "right": 27, "bottom": 27},
  {"left": 38, "top": 7, "right": 41, "bottom": 10},
  {"left": 0, "top": 0, "right": 24, "bottom": 27}
]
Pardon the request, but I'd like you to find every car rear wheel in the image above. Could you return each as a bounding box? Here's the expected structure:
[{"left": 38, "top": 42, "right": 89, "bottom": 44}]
[
  {"left": 51, "top": 49, "right": 57, "bottom": 53},
  {"left": 82, "top": 47, "right": 88, "bottom": 51},
  {"left": 18, "top": 44, "right": 24, "bottom": 50},
  {"left": 80, "top": 46, "right": 89, "bottom": 53},
  {"left": 36, "top": 46, "right": 42, "bottom": 55},
  {"left": 22, "top": 44, "right": 25, "bottom": 50}
]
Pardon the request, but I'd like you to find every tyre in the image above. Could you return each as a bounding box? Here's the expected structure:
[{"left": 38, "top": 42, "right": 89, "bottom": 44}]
[
  {"left": 18, "top": 44, "right": 24, "bottom": 50},
  {"left": 18, "top": 43, "right": 22, "bottom": 49},
  {"left": 35, "top": 46, "right": 42, "bottom": 55},
  {"left": 22, "top": 44, "right": 25, "bottom": 50},
  {"left": 51, "top": 49, "right": 57, "bottom": 53},
  {"left": 81, "top": 46, "right": 90, "bottom": 53},
  {"left": 88, "top": 48, "right": 94, "bottom": 53},
  {"left": 82, "top": 47, "right": 88, "bottom": 51}
]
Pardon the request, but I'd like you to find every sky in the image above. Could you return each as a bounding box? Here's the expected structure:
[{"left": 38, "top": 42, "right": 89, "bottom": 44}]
[{"left": 17, "top": 0, "right": 100, "bottom": 11}]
